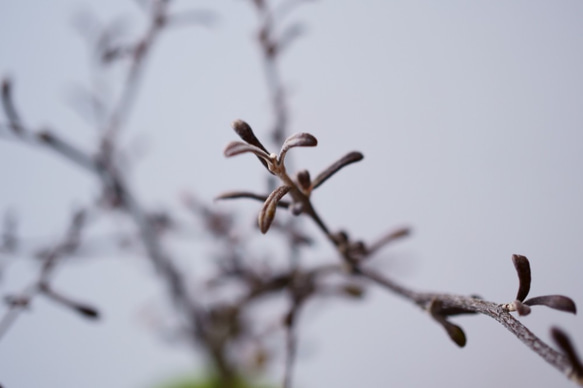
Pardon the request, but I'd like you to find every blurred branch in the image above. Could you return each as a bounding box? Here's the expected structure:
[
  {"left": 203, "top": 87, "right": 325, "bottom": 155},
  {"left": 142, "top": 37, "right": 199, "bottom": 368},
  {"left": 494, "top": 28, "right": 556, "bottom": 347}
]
[
  {"left": 101, "top": 0, "right": 171, "bottom": 155},
  {"left": 1, "top": 79, "right": 24, "bottom": 135},
  {"left": 2, "top": 1, "right": 581, "bottom": 387},
  {"left": 0, "top": 209, "right": 91, "bottom": 341}
]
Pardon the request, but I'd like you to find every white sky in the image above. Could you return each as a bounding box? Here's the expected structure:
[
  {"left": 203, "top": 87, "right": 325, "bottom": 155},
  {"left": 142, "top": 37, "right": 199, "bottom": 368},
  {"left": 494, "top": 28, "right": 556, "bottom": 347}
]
[{"left": 1, "top": 1, "right": 583, "bottom": 387}]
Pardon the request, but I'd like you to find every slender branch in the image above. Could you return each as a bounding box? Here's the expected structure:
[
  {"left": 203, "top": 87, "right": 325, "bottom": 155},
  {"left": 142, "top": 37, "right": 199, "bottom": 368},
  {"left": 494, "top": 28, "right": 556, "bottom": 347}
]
[
  {"left": 356, "top": 266, "right": 574, "bottom": 380},
  {"left": 102, "top": 0, "right": 169, "bottom": 146},
  {"left": 224, "top": 121, "right": 581, "bottom": 384},
  {"left": 283, "top": 301, "right": 302, "bottom": 388},
  {"left": 0, "top": 209, "right": 88, "bottom": 341},
  {"left": 1, "top": 79, "right": 24, "bottom": 135}
]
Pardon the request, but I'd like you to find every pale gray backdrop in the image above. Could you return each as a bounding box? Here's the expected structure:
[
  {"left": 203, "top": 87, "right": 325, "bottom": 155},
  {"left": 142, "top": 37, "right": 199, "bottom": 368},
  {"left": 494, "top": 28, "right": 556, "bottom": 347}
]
[{"left": 1, "top": 1, "right": 583, "bottom": 387}]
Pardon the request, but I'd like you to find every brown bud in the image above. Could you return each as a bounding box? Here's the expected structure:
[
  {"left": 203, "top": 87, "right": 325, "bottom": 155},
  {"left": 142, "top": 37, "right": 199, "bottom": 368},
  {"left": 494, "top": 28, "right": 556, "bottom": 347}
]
[
  {"left": 513, "top": 300, "right": 532, "bottom": 316},
  {"left": 296, "top": 170, "right": 311, "bottom": 192}
]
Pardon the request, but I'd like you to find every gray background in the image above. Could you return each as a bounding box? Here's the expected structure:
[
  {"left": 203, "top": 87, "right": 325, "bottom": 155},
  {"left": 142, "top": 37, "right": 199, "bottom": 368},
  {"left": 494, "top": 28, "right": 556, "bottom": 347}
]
[{"left": 1, "top": 1, "right": 583, "bottom": 387}]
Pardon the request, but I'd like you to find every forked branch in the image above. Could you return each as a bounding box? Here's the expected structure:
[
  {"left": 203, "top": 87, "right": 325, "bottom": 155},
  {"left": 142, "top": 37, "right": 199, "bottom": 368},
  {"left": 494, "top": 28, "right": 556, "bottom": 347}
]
[{"left": 220, "top": 119, "right": 582, "bottom": 386}]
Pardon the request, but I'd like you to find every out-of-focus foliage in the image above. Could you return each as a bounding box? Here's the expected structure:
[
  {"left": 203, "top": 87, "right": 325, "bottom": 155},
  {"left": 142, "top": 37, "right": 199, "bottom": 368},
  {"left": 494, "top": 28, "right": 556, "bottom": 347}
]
[{"left": 155, "top": 374, "right": 275, "bottom": 388}]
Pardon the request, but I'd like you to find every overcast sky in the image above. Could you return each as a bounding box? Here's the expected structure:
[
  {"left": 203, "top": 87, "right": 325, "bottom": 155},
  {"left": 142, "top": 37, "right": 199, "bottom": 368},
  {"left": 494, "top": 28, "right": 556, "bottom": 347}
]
[{"left": 1, "top": 1, "right": 583, "bottom": 387}]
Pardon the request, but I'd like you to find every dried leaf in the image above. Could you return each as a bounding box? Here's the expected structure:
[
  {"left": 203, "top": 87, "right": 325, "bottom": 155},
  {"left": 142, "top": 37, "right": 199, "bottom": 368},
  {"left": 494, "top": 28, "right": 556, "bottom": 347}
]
[
  {"left": 224, "top": 141, "right": 271, "bottom": 159},
  {"left": 312, "top": 151, "right": 363, "bottom": 190},
  {"left": 429, "top": 299, "right": 467, "bottom": 347},
  {"left": 441, "top": 320, "right": 467, "bottom": 347},
  {"left": 551, "top": 327, "right": 583, "bottom": 379},
  {"left": 231, "top": 120, "right": 271, "bottom": 169},
  {"left": 278, "top": 132, "right": 317, "bottom": 164},
  {"left": 258, "top": 185, "right": 291, "bottom": 233},
  {"left": 512, "top": 254, "right": 531, "bottom": 302},
  {"left": 215, "top": 191, "right": 291, "bottom": 208},
  {"left": 231, "top": 120, "right": 269, "bottom": 153},
  {"left": 524, "top": 295, "right": 577, "bottom": 314},
  {"left": 367, "top": 226, "right": 411, "bottom": 255}
]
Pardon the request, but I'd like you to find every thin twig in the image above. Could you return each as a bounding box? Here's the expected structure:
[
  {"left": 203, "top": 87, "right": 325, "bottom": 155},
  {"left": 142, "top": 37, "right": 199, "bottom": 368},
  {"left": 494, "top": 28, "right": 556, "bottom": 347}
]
[{"left": 0, "top": 209, "right": 88, "bottom": 341}]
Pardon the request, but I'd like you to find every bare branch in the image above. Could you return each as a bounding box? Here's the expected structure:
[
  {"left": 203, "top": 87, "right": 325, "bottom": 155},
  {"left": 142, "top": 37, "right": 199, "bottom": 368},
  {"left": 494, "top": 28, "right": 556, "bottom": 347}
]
[
  {"left": 366, "top": 226, "right": 411, "bottom": 256},
  {"left": 357, "top": 266, "right": 575, "bottom": 379},
  {"left": 0, "top": 209, "right": 90, "bottom": 341}
]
